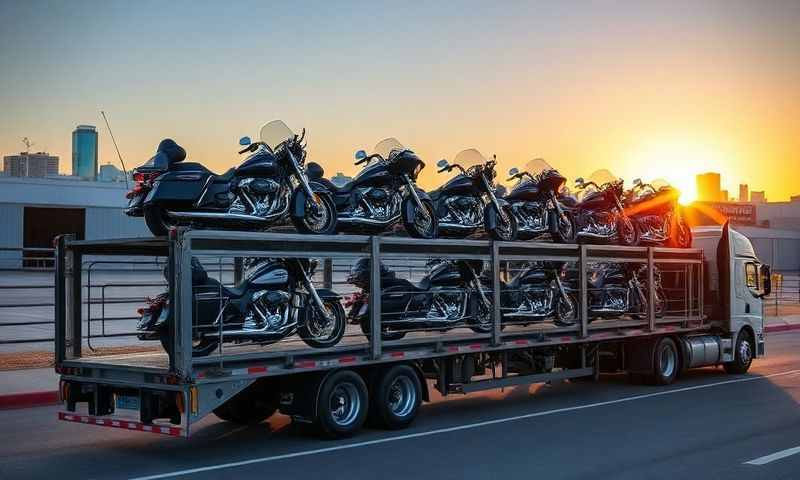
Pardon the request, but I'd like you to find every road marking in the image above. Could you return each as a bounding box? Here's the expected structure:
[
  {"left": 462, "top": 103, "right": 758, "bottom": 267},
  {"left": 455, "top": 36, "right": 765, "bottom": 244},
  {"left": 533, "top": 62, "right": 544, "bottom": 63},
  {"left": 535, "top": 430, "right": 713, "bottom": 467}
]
[
  {"left": 130, "top": 369, "right": 800, "bottom": 480},
  {"left": 744, "top": 445, "right": 800, "bottom": 465}
]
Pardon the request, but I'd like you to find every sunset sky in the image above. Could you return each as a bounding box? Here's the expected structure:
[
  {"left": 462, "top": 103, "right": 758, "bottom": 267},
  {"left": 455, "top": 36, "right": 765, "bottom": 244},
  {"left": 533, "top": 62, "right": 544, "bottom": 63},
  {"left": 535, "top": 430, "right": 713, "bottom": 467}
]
[{"left": 1, "top": 0, "right": 798, "bottom": 201}]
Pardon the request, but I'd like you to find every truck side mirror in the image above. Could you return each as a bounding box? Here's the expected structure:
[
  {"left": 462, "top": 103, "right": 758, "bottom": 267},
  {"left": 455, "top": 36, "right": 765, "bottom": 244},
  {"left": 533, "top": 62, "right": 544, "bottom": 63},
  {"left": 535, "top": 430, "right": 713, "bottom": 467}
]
[{"left": 760, "top": 264, "right": 772, "bottom": 297}]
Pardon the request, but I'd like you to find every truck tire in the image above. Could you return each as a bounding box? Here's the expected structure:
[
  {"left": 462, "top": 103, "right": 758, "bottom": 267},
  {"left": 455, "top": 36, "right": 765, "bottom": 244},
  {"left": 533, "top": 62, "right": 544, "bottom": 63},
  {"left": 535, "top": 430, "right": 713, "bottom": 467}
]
[
  {"left": 724, "top": 330, "right": 754, "bottom": 374},
  {"left": 649, "top": 337, "right": 679, "bottom": 385},
  {"left": 370, "top": 365, "right": 422, "bottom": 430},
  {"left": 213, "top": 384, "right": 279, "bottom": 425},
  {"left": 316, "top": 370, "right": 368, "bottom": 438}
]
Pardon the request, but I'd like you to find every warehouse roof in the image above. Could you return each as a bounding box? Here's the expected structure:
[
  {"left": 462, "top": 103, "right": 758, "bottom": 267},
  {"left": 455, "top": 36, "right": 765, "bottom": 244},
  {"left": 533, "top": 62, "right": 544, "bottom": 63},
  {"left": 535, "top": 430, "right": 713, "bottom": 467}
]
[{"left": 0, "top": 176, "right": 128, "bottom": 208}]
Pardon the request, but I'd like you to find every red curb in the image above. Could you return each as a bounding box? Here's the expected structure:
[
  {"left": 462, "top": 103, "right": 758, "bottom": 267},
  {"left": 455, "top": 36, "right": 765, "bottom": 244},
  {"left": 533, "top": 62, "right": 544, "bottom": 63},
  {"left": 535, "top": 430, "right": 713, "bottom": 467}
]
[
  {"left": 765, "top": 324, "right": 800, "bottom": 334},
  {"left": 0, "top": 391, "right": 59, "bottom": 410}
]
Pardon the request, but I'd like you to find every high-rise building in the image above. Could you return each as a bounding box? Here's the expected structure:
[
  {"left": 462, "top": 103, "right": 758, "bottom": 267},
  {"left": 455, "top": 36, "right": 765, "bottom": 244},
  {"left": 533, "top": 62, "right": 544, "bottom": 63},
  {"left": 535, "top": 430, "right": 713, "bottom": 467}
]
[
  {"left": 3, "top": 152, "right": 59, "bottom": 177},
  {"left": 72, "top": 125, "right": 98, "bottom": 179},
  {"left": 738, "top": 184, "right": 749, "bottom": 203},
  {"left": 696, "top": 172, "right": 722, "bottom": 202},
  {"left": 751, "top": 191, "right": 767, "bottom": 203}
]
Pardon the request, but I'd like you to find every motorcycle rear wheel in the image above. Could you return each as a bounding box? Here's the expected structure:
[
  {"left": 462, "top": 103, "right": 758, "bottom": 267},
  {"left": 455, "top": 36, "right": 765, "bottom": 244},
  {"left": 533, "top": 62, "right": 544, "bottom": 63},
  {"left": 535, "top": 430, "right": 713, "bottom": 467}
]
[
  {"left": 359, "top": 317, "right": 407, "bottom": 341},
  {"left": 143, "top": 205, "right": 173, "bottom": 237}
]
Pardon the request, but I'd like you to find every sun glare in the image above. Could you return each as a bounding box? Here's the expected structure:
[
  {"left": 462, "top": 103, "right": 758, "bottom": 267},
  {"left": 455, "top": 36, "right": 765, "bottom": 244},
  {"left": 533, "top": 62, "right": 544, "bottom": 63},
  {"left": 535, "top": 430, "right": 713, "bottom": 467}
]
[{"left": 628, "top": 140, "right": 725, "bottom": 205}]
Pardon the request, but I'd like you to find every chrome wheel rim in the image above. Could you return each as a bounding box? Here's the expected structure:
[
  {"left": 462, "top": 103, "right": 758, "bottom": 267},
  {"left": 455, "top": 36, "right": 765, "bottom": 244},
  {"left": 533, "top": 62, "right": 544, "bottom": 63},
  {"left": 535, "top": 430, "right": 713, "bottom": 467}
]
[
  {"left": 496, "top": 208, "right": 514, "bottom": 240},
  {"left": 388, "top": 376, "right": 416, "bottom": 418},
  {"left": 307, "top": 303, "right": 336, "bottom": 340},
  {"left": 621, "top": 218, "right": 635, "bottom": 244},
  {"left": 660, "top": 346, "right": 676, "bottom": 378},
  {"left": 559, "top": 214, "right": 573, "bottom": 239},
  {"left": 305, "top": 194, "right": 330, "bottom": 232},
  {"left": 330, "top": 383, "right": 360, "bottom": 427},
  {"left": 739, "top": 337, "right": 752, "bottom": 365}
]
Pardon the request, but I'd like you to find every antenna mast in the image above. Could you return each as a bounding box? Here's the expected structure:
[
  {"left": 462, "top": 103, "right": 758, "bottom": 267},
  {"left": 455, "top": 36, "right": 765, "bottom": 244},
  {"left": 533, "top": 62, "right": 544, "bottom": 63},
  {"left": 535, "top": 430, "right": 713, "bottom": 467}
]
[{"left": 100, "top": 111, "right": 129, "bottom": 188}]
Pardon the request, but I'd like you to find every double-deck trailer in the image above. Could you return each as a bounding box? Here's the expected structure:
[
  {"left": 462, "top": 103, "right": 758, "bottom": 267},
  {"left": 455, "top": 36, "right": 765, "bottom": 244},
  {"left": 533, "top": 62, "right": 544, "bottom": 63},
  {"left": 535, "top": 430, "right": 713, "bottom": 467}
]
[{"left": 54, "top": 224, "right": 770, "bottom": 438}]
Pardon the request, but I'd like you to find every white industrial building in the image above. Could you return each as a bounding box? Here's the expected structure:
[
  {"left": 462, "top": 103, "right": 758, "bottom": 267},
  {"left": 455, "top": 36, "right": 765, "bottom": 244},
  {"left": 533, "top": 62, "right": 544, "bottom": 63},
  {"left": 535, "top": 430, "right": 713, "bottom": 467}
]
[{"left": 0, "top": 176, "right": 148, "bottom": 268}]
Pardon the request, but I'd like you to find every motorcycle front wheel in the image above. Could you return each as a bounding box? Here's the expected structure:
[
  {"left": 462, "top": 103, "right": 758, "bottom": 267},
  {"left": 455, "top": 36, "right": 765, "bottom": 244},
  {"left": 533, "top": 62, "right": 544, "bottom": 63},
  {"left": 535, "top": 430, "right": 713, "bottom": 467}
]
[
  {"left": 617, "top": 216, "right": 639, "bottom": 246},
  {"left": 143, "top": 204, "right": 173, "bottom": 237},
  {"left": 401, "top": 196, "right": 438, "bottom": 239},
  {"left": 299, "top": 300, "right": 347, "bottom": 348},
  {"left": 554, "top": 293, "right": 579, "bottom": 326},
  {"left": 550, "top": 210, "right": 577, "bottom": 244},
  {"left": 291, "top": 190, "right": 338, "bottom": 235},
  {"left": 486, "top": 204, "right": 518, "bottom": 241}
]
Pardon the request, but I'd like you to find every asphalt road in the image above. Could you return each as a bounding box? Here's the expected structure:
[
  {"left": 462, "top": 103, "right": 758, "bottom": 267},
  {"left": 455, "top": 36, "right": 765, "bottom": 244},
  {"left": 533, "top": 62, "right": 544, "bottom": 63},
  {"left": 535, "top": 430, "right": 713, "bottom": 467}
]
[{"left": 2, "top": 331, "right": 800, "bottom": 480}]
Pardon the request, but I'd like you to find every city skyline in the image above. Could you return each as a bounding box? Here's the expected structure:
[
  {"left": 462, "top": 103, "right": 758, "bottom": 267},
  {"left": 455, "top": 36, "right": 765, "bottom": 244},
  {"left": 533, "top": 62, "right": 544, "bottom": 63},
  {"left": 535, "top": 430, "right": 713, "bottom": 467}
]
[{"left": 1, "top": 1, "right": 799, "bottom": 201}]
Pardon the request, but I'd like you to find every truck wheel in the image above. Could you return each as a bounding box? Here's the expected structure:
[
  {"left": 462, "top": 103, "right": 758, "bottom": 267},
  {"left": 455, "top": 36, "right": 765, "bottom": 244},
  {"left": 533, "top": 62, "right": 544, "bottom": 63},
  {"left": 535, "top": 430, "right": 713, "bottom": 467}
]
[
  {"left": 213, "top": 384, "right": 279, "bottom": 425},
  {"left": 724, "top": 330, "right": 754, "bottom": 374},
  {"left": 649, "top": 337, "right": 679, "bottom": 385},
  {"left": 370, "top": 365, "right": 422, "bottom": 430},
  {"left": 316, "top": 370, "right": 368, "bottom": 438}
]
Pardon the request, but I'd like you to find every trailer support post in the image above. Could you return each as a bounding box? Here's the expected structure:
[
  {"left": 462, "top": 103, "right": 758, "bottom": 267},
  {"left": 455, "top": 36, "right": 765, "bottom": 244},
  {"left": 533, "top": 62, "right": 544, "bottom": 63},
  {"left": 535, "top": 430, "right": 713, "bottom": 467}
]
[
  {"left": 174, "top": 229, "right": 194, "bottom": 378},
  {"left": 491, "top": 242, "right": 502, "bottom": 347},
  {"left": 369, "top": 236, "right": 382, "bottom": 360},
  {"left": 579, "top": 245, "right": 589, "bottom": 338},
  {"left": 648, "top": 247, "right": 656, "bottom": 331}
]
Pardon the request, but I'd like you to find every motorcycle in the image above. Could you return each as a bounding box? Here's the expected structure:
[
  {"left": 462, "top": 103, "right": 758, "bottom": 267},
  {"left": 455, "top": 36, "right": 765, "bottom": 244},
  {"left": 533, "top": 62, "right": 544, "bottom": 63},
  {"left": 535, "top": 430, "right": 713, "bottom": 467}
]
[
  {"left": 625, "top": 178, "right": 692, "bottom": 248},
  {"left": 566, "top": 262, "right": 665, "bottom": 320},
  {"left": 345, "top": 258, "right": 493, "bottom": 340},
  {"left": 432, "top": 149, "right": 517, "bottom": 240},
  {"left": 125, "top": 120, "right": 337, "bottom": 236},
  {"left": 309, "top": 138, "right": 437, "bottom": 238},
  {"left": 504, "top": 158, "right": 576, "bottom": 243},
  {"left": 572, "top": 169, "right": 638, "bottom": 246},
  {"left": 136, "top": 257, "right": 346, "bottom": 357},
  {"left": 489, "top": 261, "right": 578, "bottom": 326}
]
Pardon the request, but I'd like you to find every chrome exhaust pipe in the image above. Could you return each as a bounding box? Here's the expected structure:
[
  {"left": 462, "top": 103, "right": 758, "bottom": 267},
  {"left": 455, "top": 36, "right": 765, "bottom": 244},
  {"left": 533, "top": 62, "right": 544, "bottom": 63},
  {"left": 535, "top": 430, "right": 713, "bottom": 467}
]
[
  {"left": 338, "top": 215, "right": 400, "bottom": 226},
  {"left": 167, "top": 211, "right": 280, "bottom": 223}
]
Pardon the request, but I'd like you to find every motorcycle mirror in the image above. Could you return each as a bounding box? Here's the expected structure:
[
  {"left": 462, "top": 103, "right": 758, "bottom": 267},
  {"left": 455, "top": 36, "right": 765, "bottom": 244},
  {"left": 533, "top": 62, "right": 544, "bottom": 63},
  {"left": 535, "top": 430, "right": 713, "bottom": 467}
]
[
  {"left": 239, "top": 136, "right": 252, "bottom": 146},
  {"left": 508, "top": 167, "right": 519, "bottom": 177},
  {"left": 436, "top": 159, "right": 449, "bottom": 169},
  {"left": 354, "top": 150, "right": 367, "bottom": 161},
  {"left": 575, "top": 177, "right": 584, "bottom": 185},
  {"left": 633, "top": 178, "right": 642, "bottom": 186}
]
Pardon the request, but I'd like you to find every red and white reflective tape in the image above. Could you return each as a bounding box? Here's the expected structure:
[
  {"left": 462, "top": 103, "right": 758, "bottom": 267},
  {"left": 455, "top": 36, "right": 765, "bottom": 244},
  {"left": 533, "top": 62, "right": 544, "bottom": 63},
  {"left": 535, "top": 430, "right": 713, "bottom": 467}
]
[
  {"left": 231, "top": 366, "right": 268, "bottom": 376},
  {"left": 58, "top": 412, "right": 183, "bottom": 437},
  {"left": 446, "top": 344, "right": 484, "bottom": 353}
]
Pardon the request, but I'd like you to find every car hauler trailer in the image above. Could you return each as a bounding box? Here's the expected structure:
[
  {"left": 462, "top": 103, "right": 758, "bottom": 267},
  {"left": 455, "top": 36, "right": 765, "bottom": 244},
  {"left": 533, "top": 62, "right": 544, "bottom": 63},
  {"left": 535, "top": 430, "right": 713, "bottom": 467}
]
[{"left": 54, "top": 224, "right": 770, "bottom": 438}]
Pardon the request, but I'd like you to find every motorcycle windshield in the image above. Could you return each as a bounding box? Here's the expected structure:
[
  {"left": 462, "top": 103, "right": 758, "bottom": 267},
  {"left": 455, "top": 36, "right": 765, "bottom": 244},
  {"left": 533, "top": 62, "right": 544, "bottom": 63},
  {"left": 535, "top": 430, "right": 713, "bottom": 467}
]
[
  {"left": 651, "top": 178, "right": 671, "bottom": 191},
  {"left": 453, "top": 148, "right": 487, "bottom": 170},
  {"left": 373, "top": 138, "right": 406, "bottom": 161},
  {"left": 524, "top": 158, "right": 555, "bottom": 177},
  {"left": 588, "top": 169, "right": 619, "bottom": 187},
  {"left": 259, "top": 120, "right": 295, "bottom": 151}
]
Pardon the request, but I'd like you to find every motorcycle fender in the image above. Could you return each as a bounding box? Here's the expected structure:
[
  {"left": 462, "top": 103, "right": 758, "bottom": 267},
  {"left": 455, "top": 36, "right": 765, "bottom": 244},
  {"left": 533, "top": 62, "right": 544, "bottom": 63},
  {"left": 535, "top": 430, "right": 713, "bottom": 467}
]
[
  {"left": 483, "top": 198, "right": 510, "bottom": 231},
  {"left": 402, "top": 188, "right": 432, "bottom": 223},
  {"left": 290, "top": 181, "right": 330, "bottom": 218},
  {"left": 315, "top": 288, "right": 341, "bottom": 301}
]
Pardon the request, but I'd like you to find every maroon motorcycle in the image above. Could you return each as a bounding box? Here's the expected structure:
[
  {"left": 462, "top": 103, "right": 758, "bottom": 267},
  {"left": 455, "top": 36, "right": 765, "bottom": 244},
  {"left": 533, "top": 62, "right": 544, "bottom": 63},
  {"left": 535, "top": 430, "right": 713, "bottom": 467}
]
[
  {"left": 625, "top": 178, "right": 692, "bottom": 248},
  {"left": 572, "top": 170, "right": 638, "bottom": 246}
]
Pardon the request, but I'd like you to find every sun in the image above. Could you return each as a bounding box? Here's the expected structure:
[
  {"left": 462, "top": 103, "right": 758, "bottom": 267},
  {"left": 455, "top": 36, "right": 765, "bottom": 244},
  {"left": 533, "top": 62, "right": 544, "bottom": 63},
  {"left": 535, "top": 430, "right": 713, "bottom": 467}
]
[{"left": 627, "top": 140, "right": 725, "bottom": 205}]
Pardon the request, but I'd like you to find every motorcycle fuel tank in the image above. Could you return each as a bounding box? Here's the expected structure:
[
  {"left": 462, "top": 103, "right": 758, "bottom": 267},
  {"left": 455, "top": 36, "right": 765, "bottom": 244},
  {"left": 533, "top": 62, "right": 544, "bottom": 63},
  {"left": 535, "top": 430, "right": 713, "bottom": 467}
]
[
  {"left": 249, "top": 262, "right": 289, "bottom": 287},
  {"left": 506, "top": 180, "right": 541, "bottom": 202},
  {"left": 236, "top": 150, "right": 278, "bottom": 177},
  {"left": 427, "top": 262, "right": 463, "bottom": 286},
  {"left": 439, "top": 174, "right": 474, "bottom": 196},
  {"left": 351, "top": 162, "right": 393, "bottom": 188}
]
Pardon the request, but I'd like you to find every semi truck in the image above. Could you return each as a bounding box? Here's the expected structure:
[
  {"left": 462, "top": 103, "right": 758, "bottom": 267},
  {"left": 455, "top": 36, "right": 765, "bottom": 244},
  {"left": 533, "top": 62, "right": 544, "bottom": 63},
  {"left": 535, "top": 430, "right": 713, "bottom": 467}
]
[{"left": 54, "top": 223, "right": 770, "bottom": 438}]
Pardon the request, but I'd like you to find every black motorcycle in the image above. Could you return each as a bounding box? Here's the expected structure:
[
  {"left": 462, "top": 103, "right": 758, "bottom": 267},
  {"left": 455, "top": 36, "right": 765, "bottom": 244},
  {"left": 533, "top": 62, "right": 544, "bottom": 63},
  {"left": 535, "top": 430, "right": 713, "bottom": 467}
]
[
  {"left": 345, "top": 258, "right": 493, "bottom": 340},
  {"left": 309, "top": 138, "right": 437, "bottom": 238},
  {"left": 567, "top": 262, "right": 665, "bottom": 320},
  {"left": 490, "top": 261, "right": 578, "bottom": 326},
  {"left": 505, "top": 158, "right": 576, "bottom": 243},
  {"left": 432, "top": 149, "right": 517, "bottom": 240},
  {"left": 136, "top": 257, "right": 346, "bottom": 357},
  {"left": 571, "top": 169, "right": 638, "bottom": 246},
  {"left": 125, "top": 120, "right": 337, "bottom": 236}
]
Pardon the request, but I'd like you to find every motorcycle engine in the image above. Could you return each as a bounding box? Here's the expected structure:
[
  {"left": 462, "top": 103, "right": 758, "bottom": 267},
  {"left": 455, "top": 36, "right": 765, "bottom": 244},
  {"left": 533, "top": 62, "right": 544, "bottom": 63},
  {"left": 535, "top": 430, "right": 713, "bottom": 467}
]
[
  {"left": 445, "top": 196, "right": 481, "bottom": 225},
  {"left": 231, "top": 177, "right": 285, "bottom": 217},
  {"left": 355, "top": 187, "right": 398, "bottom": 220},
  {"left": 246, "top": 289, "right": 290, "bottom": 331}
]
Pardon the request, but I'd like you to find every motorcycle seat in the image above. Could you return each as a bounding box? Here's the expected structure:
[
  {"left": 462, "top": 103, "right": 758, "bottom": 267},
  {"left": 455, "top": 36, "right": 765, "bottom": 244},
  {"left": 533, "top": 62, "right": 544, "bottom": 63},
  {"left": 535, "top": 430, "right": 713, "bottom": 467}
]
[
  {"left": 214, "top": 168, "right": 236, "bottom": 182},
  {"left": 386, "top": 276, "right": 430, "bottom": 293}
]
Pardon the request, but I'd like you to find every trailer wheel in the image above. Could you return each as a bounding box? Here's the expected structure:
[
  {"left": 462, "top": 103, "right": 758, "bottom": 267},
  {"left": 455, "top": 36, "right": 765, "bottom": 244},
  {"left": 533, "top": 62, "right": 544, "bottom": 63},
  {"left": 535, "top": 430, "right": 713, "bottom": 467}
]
[
  {"left": 316, "top": 370, "right": 368, "bottom": 438},
  {"left": 370, "top": 365, "right": 422, "bottom": 430},
  {"left": 724, "top": 329, "right": 753, "bottom": 374},
  {"left": 213, "top": 384, "right": 279, "bottom": 425},
  {"left": 649, "top": 337, "right": 679, "bottom": 385}
]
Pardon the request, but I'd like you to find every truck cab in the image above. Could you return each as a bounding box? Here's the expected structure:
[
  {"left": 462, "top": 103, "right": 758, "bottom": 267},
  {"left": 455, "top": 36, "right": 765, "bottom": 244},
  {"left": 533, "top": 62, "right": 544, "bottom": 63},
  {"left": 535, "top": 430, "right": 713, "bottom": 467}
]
[{"left": 693, "top": 222, "right": 771, "bottom": 359}]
